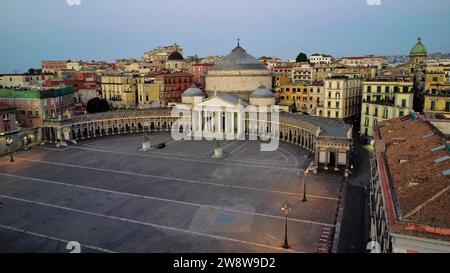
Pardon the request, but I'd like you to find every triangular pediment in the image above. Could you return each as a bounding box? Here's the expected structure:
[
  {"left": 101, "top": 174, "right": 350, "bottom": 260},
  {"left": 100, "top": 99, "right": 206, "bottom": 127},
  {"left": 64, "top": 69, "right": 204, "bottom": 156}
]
[{"left": 196, "top": 96, "right": 237, "bottom": 107}]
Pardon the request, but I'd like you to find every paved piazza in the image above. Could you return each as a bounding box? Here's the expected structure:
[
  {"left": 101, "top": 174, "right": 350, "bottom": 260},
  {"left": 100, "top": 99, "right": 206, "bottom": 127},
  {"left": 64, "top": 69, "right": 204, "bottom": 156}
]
[{"left": 0, "top": 133, "right": 343, "bottom": 253}]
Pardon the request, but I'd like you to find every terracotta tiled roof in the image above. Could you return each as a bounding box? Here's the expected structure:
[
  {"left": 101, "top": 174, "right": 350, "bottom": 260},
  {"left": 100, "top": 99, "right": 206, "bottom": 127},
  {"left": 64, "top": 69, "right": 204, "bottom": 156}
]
[{"left": 379, "top": 117, "right": 450, "bottom": 230}]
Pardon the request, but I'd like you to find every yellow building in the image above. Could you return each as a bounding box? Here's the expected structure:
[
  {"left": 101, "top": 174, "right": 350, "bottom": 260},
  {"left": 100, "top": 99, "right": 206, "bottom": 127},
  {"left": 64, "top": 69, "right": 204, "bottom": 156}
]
[
  {"left": 273, "top": 73, "right": 291, "bottom": 88},
  {"left": 323, "top": 74, "right": 362, "bottom": 120},
  {"left": 335, "top": 66, "right": 377, "bottom": 80},
  {"left": 275, "top": 82, "right": 324, "bottom": 115},
  {"left": 360, "top": 80, "right": 414, "bottom": 138},
  {"left": 423, "top": 64, "right": 450, "bottom": 113},
  {"left": 137, "top": 75, "right": 163, "bottom": 109},
  {"left": 101, "top": 74, "right": 138, "bottom": 109},
  {"left": 424, "top": 92, "right": 450, "bottom": 113}
]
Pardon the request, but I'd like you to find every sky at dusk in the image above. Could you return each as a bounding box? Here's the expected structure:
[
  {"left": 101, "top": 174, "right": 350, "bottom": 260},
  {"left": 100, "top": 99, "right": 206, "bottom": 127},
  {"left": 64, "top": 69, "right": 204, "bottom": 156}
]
[{"left": 0, "top": 0, "right": 449, "bottom": 73}]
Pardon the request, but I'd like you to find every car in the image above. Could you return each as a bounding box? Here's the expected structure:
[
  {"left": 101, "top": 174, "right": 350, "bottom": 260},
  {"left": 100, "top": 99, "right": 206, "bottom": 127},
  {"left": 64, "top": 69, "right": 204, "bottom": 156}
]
[{"left": 155, "top": 143, "right": 166, "bottom": 149}]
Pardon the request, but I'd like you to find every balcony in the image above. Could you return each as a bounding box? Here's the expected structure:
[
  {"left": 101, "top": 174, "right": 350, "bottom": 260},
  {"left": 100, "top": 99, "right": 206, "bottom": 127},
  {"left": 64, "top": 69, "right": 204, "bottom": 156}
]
[{"left": 362, "top": 98, "right": 395, "bottom": 107}]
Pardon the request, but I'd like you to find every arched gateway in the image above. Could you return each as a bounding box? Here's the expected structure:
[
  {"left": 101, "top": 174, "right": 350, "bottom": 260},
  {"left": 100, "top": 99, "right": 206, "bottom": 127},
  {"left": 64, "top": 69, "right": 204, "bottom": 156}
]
[{"left": 42, "top": 108, "right": 353, "bottom": 172}]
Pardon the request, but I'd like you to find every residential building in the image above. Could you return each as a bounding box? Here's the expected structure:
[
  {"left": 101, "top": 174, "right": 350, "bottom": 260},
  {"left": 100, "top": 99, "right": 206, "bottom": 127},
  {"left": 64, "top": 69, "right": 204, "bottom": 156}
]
[
  {"left": 0, "top": 102, "right": 19, "bottom": 154},
  {"left": 312, "top": 64, "right": 336, "bottom": 81},
  {"left": 425, "top": 89, "right": 450, "bottom": 113},
  {"left": 323, "top": 74, "right": 362, "bottom": 120},
  {"left": 0, "top": 86, "right": 75, "bottom": 127},
  {"left": 360, "top": 79, "right": 414, "bottom": 138},
  {"left": 369, "top": 115, "right": 450, "bottom": 252},
  {"left": 137, "top": 74, "right": 162, "bottom": 109},
  {"left": 308, "top": 54, "right": 333, "bottom": 64},
  {"left": 141, "top": 43, "right": 183, "bottom": 70},
  {"left": 424, "top": 64, "right": 450, "bottom": 113},
  {"left": 273, "top": 73, "right": 292, "bottom": 88},
  {"left": 41, "top": 60, "right": 69, "bottom": 73},
  {"left": 43, "top": 71, "right": 99, "bottom": 92},
  {"left": 191, "top": 63, "right": 213, "bottom": 90},
  {"left": 157, "top": 72, "right": 194, "bottom": 107},
  {"left": 0, "top": 73, "right": 53, "bottom": 88},
  {"left": 276, "top": 81, "right": 324, "bottom": 115},
  {"left": 335, "top": 66, "right": 378, "bottom": 80},
  {"left": 339, "top": 55, "right": 388, "bottom": 70},
  {"left": 258, "top": 56, "right": 282, "bottom": 69},
  {"left": 101, "top": 74, "right": 139, "bottom": 109},
  {"left": 291, "top": 64, "right": 313, "bottom": 83}
]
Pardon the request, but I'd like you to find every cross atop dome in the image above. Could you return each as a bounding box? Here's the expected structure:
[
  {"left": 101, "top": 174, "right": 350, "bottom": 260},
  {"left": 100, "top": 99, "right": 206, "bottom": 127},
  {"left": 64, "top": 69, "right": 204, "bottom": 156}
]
[{"left": 237, "top": 38, "right": 240, "bottom": 47}]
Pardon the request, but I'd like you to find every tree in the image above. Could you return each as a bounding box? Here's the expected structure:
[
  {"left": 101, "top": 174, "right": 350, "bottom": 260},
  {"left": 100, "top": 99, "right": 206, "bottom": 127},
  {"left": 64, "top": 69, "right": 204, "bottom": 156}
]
[
  {"left": 86, "top": 97, "right": 110, "bottom": 113},
  {"left": 295, "top": 52, "right": 308, "bottom": 63}
]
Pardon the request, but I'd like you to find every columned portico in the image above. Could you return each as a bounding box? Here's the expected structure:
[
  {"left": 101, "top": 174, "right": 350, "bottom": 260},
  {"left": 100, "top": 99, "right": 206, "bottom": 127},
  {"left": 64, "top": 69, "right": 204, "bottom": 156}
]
[{"left": 43, "top": 108, "right": 352, "bottom": 172}]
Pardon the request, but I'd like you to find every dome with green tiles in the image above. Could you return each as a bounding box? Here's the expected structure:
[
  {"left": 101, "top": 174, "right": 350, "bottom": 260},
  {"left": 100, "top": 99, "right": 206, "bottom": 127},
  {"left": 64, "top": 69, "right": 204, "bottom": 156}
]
[{"left": 410, "top": 37, "right": 427, "bottom": 55}]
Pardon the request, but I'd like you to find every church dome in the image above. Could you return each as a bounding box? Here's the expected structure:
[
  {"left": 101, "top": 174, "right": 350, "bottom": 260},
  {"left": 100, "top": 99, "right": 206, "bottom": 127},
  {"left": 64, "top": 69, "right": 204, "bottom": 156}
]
[
  {"left": 210, "top": 44, "right": 266, "bottom": 71},
  {"left": 250, "top": 85, "right": 274, "bottom": 98},
  {"left": 168, "top": 51, "right": 184, "bottom": 61},
  {"left": 182, "top": 84, "right": 205, "bottom": 97},
  {"left": 410, "top": 37, "right": 427, "bottom": 55}
]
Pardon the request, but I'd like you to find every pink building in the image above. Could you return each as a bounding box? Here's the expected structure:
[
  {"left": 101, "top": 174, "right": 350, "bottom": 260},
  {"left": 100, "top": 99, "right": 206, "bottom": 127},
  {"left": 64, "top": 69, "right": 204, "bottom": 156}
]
[{"left": 190, "top": 63, "right": 213, "bottom": 90}]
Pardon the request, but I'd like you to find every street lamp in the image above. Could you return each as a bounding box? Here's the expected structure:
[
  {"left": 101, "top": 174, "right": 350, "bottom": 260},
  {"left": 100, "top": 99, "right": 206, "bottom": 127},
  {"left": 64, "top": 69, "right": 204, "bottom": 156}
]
[
  {"left": 302, "top": 168, "right": 308, "bottom": 202},
  {"left": 6, "top": 137, "right": 14, "bottom": 162},
  {"left": 281, "top": 200, "right": 291, "bottom": 249},
  {"left": 301, "top": 154, "right": 310, "bottom": 202}
]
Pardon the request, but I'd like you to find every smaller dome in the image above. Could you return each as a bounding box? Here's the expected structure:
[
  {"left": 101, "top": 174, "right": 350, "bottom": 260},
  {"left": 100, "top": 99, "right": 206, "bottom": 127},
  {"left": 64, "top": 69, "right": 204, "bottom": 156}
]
[
  {"left": 168, "top": 51, "right": 184, "bottom": 61},
  {"left": 182, "top": 84, "right": 205, "bottom": 97},
  {"left": 410, "top": 37, "right": 427, "bottom": 55},
  {"left": 250, "top": 85, "right": 274, "bottom": 98}
]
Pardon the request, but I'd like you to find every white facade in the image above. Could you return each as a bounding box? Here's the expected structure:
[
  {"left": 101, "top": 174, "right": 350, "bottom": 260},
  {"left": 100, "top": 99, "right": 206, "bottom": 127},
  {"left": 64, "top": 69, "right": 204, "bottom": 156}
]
[{"left": 309, "top": 54, "right": 333, "bottom": 65}]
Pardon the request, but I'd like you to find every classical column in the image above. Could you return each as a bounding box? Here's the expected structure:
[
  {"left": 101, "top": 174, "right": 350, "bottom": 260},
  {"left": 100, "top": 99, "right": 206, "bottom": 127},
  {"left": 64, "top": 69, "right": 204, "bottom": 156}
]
[
  {"left": 229, "top": 112, "right": 239, "bottom": 135},
  {"left": 306, "top": 133, "right": 310, "bottom": 150},
  {"left": 315, "top": 147, "right": 319, "bottom": 166}
]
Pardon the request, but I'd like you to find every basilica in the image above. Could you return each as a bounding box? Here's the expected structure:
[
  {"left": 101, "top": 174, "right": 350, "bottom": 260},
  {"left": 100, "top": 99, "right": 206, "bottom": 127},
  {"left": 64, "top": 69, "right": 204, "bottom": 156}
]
[
  {"left": 205, "top": 42, "right": 273, "bottom": 100},
  {"left": 42, "top": 43, "right": 353, "bottom": 173}
]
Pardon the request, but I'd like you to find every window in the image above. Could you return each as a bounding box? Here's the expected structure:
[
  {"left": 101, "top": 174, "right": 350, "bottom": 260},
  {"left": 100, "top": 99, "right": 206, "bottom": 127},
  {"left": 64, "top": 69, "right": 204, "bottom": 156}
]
[
  {"left": 383, "top": 108, "right": 388, "bottom": 119},
  {"left": 367, "top": 86, "right": 372, "bottom": 93},
  {"left": 374, "top": 107, "right": 378, "bottom": 117},
  {"left": 336, "top": 102, "right": 340, "bottom": 108},
  {"left": 364, "top": 117, "right": 369, "bottom": 127},
  {"left": 328, "top": 92, "right": 331, "bottom": 98},
  {"left": 366, "top": 106, "right": 369, "bottom": 114},
  {"left": 446, "top": 102, "right": 450, "bottom": 112},
  {"left": 431, "top": 100, "right": 436, "bottom": 110},
  {"left": 385, "top": 86, "right": 390, "bottom": 93},
  {"left": 394, "top": 86, "right": 399, "bottom": 93},
  {"left": 335, "top": 111, "right": 339, "bottom": 118},
  {"left": 327, "top": 111, "right": 331, "bottom": 117},
  {"left": 403, "top": 86, "right": 409, "bottom": 93},
  {"left": 401, "top": 99, "right": 406, "bottom": 107},
  {"left": 328, "top": 101, "right": 331, "bottom": 108},
  {"left": 377, "top": 86, "right": 381, "bottom": 93}
]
